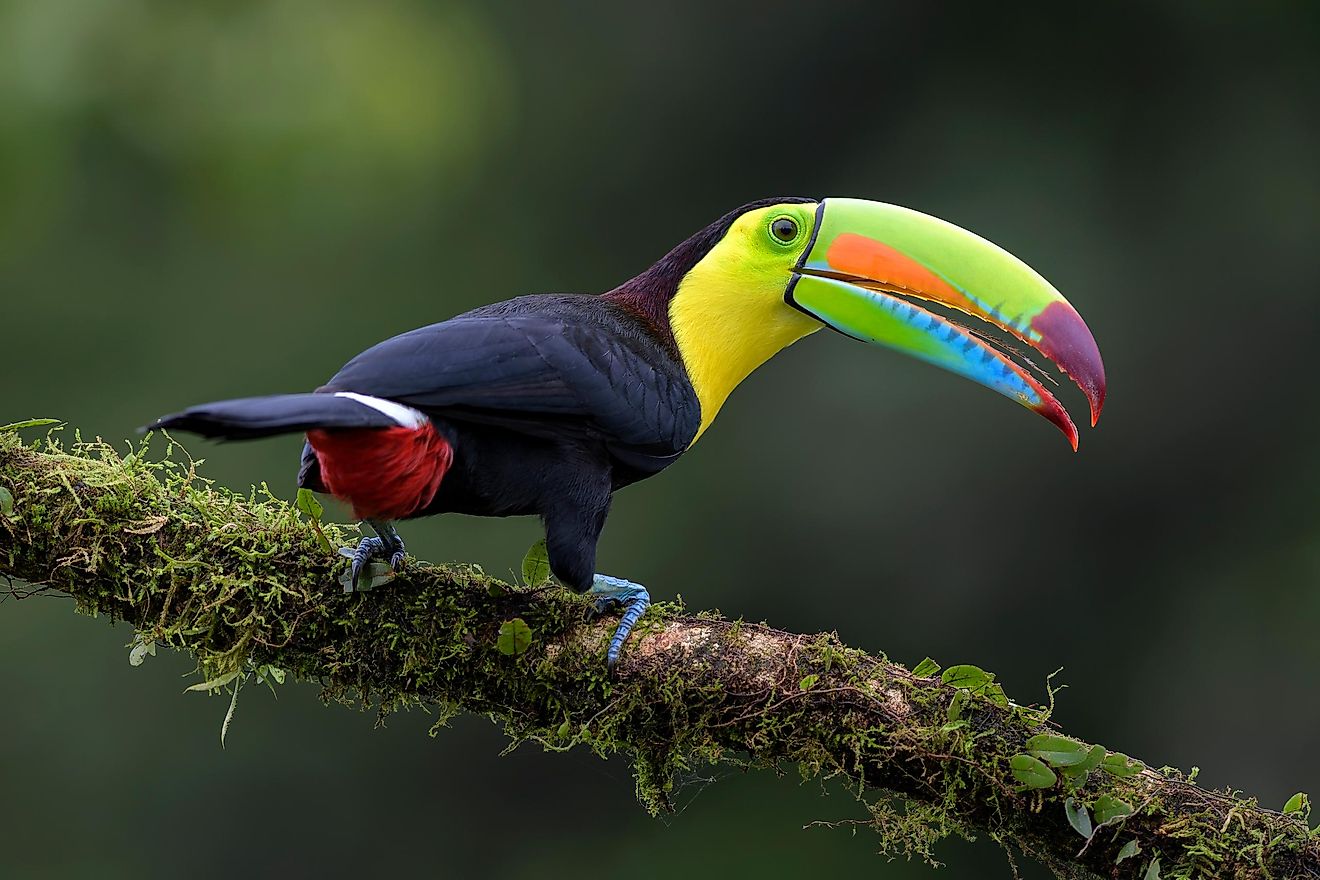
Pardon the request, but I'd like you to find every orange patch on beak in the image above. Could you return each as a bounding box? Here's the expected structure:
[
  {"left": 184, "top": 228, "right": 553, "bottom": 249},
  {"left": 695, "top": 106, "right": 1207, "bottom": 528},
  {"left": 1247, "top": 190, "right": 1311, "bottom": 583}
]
[{"left": 826, "top": 233, "right": 977, "bottom": 314}]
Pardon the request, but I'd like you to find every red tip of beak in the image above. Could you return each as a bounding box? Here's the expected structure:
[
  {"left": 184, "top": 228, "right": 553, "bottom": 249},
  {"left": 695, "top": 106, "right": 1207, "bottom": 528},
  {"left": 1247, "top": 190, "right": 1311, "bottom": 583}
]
[
  {"left": 1030, "top": 302, "right": 1107, "bottom": 427},
  {"left": 1029, "top": 379, "right": 1080, "bottom": 451}
]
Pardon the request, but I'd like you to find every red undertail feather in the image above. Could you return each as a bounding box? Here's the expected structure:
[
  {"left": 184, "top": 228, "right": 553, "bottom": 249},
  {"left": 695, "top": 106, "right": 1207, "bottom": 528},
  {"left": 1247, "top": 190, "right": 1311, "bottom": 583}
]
[{"left": 306, "top": 423, "right": 452, "bottom": 521}]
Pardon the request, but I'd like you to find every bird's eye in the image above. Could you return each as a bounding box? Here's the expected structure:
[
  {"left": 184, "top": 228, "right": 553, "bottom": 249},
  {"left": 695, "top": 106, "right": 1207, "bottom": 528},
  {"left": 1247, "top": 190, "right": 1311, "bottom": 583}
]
[{"left": 770, "top": 216, "right": 799, "bottom": 243}]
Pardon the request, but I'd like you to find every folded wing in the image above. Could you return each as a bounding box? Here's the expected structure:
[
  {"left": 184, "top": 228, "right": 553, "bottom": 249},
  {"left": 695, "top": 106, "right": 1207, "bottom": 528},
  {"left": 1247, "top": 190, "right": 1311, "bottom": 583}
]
[{"left": 320, "top": 296, "right": 700, "bottom": 465}]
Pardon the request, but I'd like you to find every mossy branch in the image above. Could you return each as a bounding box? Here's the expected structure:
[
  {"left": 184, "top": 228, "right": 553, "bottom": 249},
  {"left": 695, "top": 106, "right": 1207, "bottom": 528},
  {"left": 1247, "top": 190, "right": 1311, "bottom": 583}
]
[{"left": 1, "top": 427, "right": 1316, "bottom": 880}]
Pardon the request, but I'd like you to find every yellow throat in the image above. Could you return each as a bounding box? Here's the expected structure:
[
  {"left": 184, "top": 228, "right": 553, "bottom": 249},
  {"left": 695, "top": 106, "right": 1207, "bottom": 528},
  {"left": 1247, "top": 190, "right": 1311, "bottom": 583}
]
[{"left": 668, "top": 208, "right": 821, "bottom": 444}]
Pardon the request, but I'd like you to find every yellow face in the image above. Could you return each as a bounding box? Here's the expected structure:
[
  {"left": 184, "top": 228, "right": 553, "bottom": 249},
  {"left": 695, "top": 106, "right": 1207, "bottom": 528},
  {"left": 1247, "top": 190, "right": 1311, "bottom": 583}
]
[{"left": 668, "top": 202, "right": 822, "bottom": 443}]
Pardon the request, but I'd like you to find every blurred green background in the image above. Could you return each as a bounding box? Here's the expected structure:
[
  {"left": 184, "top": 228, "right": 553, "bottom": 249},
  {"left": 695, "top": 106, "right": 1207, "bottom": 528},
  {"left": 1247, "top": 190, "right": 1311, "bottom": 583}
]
[{"left": 3, "top": 2, "right": 1319, "bottom": 877}]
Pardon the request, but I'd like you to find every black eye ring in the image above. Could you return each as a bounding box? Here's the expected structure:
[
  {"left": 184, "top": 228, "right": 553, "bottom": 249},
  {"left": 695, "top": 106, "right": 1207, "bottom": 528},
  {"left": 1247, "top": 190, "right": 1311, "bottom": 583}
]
[{"left": 770, "top": 216, "right": 799, "bottom": 243}]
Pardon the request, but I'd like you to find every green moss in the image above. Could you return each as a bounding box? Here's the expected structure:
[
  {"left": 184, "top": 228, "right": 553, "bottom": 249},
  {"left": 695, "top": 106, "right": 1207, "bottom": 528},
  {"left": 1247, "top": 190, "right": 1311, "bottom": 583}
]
[{"left": 2, "top": 426, "right": 1317, "bottom": 879}]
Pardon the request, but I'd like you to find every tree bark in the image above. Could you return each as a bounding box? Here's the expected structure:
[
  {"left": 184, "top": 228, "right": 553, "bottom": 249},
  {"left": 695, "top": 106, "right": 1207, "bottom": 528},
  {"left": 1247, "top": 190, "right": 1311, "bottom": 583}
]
[{"left": 1, "top": 427, "right": 1315, "bottom": 879}]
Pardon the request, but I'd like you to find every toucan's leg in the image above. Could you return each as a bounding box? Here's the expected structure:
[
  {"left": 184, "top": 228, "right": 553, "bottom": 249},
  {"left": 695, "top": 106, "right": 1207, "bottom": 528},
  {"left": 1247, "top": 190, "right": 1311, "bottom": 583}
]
[
  {"left": 348, "top": 519, "right": 406, "bottom": 590},
  {"left": 588, "top": 575, "right": 651, "bottom": 668},
  {"left": 543, "top": 481, "right": 648, "bottom": 668}
]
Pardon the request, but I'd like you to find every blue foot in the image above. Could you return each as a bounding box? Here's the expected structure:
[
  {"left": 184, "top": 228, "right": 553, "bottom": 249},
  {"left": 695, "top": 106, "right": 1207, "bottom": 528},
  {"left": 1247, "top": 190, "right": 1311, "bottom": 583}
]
[
  {"left": 340, "top": 522, "right": 406, "bottom": 592},
  {"left": 589, "top": 574, "right": 650, "bottom": 668}
]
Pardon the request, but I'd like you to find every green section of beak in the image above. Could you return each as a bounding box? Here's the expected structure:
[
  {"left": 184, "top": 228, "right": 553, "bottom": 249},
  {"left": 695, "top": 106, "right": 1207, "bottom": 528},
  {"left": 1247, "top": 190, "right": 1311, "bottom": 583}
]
[
  {"left": 787, "top": 198, "right": 1107, "bottom": 446},
  {"left": 801, "top": 198, "right": 1055, "bottom": 339},
  {"left": 788, "top": 272, "right": 1079, "bottom": 448}
]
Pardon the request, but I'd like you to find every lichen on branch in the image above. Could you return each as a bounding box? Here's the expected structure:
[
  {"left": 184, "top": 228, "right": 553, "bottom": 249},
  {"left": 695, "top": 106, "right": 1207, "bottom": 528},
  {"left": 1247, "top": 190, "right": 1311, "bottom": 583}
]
[{"left": 0, "top": 425, "right": 1316, "bottom": 880}]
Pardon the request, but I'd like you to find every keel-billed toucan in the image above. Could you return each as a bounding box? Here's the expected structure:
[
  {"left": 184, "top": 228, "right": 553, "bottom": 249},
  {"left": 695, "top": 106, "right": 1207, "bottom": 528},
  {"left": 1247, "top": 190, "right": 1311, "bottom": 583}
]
[{"left": 152, "top": 197, "right": 1106, "bottom": 665}]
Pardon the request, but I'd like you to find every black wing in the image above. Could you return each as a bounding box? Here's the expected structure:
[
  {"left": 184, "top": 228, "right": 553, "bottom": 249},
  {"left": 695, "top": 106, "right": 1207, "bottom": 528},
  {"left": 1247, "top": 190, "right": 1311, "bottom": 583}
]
[{"left": 321, "top": 295, "right": 700, "bottom": 463}]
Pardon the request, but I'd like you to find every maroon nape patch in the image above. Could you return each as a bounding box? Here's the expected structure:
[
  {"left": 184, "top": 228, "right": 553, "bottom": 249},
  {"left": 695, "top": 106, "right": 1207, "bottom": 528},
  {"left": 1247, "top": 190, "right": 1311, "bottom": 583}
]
[{"left": 1030, "top": 302, "right": 1107, "bottom": 426}]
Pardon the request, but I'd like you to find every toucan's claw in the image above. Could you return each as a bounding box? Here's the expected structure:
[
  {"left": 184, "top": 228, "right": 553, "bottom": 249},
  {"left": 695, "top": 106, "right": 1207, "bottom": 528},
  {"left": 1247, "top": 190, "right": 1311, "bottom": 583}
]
[
  {"left": 589, "top": 575, "right": 651, "bottom": 668},
  {"left": 349, "top": 536, "right": 385, "bottom": 590},
  {"left": 339, "top": 522, "right": 406, "bottom": 593}
]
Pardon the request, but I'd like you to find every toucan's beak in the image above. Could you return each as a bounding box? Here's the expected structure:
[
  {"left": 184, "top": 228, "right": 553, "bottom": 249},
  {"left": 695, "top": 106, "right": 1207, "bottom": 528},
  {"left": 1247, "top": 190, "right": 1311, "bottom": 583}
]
[{"left": 787, "top": 197, "right": 1106, "bottom": 450}]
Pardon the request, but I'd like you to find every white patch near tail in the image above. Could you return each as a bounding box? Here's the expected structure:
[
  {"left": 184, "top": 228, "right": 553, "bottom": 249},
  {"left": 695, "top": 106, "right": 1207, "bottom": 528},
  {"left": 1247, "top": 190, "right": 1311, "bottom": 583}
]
[{"left": 333, "top": 392, "right": 429, "bottom": 429}]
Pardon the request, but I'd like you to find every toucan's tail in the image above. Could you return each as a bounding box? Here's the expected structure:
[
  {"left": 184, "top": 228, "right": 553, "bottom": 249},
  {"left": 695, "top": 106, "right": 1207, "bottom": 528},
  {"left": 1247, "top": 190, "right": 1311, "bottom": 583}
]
[{"left": 147, "top": 393, "right": 404, "bottom": 441}]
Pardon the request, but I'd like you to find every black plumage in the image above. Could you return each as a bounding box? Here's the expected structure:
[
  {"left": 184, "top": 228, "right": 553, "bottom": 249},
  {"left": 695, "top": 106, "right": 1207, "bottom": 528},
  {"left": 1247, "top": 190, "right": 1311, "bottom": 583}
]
[{"left": 311, "top": 295, "right": 701, "bottom": 590}]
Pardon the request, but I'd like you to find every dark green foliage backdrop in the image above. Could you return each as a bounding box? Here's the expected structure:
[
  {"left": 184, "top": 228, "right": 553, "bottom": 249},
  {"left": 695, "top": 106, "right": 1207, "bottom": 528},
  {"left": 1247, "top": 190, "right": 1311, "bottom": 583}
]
[{"left": 2, "top": 3, "right": 1318, "bottom": 877}]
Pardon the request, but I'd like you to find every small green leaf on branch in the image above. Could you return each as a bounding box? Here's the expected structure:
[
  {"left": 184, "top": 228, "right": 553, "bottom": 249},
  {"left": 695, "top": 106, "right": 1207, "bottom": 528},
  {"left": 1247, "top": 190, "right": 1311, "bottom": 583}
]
[
  {"left": 128, "top": 634, "right": 156, "bottom": 667},
  {"left": 912, "top": 656, "right": 941, "bottom": 677},
  {"left": 1093, "top": 794, "right": 1134, "bottom": 825},
  {"left": 942, "top": 664, "right": 991, "bottom": 690},
  {"left": 1062, "top": 745, "right": 1106, "bottom": 789},
  {"left": 1102, "top": 751, "right": 1143, "bottom": 777},
  {"left": 336, "top": 550, "right": 395, "bottom": 591},
  {"left": 941, "top": 664, "right": 1009, "bottom": 706},
  {"left": 1010, "top": 754, "right": 1057, "bottom": 789},
  {"left": 1064, "top": 796, "right": 1092, "bottom": 838},
  {"left": 947, "top": 689, "right": 968, "bottom": 722},
  {"left": 497, "top": 618, "right": 533, "bottom": 656},
  {"left": 1027, "top": 734, "right": 1091, "bottom": 767},
  {"left": 295, "top": 487, "right": 324, "bottom": 521},
  {"left": 295, "top": 488, "right": 333, "bottom": 553},
  {"left": 982, "top": 682, "right": 1009, "bottom": 707},
  {"left": 521, "top": 539, "right": 551, "bottom": 585}
]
